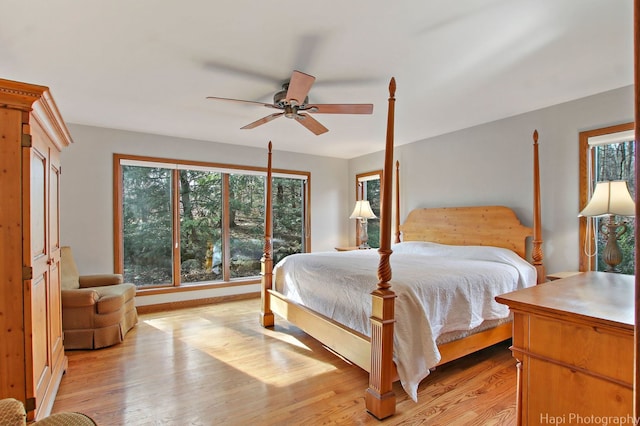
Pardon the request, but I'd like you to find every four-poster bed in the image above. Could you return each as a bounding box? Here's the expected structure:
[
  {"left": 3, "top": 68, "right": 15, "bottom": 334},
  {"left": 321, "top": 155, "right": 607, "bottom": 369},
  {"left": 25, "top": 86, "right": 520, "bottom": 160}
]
[{"left": 260, "top": 78, "right": 545, "bottom": 419}]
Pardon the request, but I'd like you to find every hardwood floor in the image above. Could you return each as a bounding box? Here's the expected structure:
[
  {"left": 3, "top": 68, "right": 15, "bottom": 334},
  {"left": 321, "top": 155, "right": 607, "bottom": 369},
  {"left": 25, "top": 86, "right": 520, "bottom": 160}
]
[{"left": 52, "top": 298, "right": 517, "bottom": 425}]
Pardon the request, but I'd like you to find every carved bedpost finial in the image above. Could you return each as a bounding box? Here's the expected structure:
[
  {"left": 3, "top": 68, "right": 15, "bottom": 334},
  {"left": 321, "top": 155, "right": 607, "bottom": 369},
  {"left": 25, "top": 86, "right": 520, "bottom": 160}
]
[
  {"left": 260, "top": 141, "right": 275, "bottom": 327},
  {"left": 532, "top": 130, "right": 545, "bottom": 283},
  {"left": 395, "top": 160, "right": 401, "bottom": 244},
  {"left": 379, "top": 78, "right": 396, "bottom": 288},
  {"left": 264, "top": 141, "right": 273, "bottom": 259}
]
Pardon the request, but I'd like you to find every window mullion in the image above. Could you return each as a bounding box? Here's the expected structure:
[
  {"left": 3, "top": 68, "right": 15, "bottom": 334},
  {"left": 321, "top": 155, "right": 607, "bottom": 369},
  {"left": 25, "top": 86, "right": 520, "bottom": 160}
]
[
  {"left": 222, "top": 173, "right": 231, "bottom": 281},
  {"left": 172, "top": 169, "right": 181, "bottom": 286},
  {"left": 303, "top": 179, "right": 310, "bottom": 253}
]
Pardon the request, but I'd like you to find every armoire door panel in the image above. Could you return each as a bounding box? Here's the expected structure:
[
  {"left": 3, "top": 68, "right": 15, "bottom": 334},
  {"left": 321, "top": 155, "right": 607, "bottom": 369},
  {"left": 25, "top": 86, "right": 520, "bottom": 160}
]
[
  {"left": 49, "top": 149, "right": 61, "bottom": 252},
  {"left": 49, "top": 260, "right": 63, "bottom": 356},
  {"left": 30, "top": 148, "right": 47, "bottom": 258},
  {"left": 50, "top": 171, "right": 60, "bottom": 250},
  {"left": 30, "top": 273, "right": 52, "bottom": 395}
]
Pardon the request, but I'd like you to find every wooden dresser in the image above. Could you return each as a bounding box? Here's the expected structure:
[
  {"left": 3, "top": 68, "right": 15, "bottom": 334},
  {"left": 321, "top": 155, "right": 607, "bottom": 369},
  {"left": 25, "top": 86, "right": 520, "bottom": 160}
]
[
  {"left": 496, "top": 272, "right": 634, "bottom": 425},
  {"left": 0, "top": 79, "right": 72, "bottom": 420}
]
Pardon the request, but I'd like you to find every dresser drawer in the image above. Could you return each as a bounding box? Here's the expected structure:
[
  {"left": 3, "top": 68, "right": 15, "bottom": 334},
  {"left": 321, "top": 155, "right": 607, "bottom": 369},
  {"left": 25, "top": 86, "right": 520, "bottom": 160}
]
[{"left": 526, "top": 314, "right": 633, "bottom": 385}]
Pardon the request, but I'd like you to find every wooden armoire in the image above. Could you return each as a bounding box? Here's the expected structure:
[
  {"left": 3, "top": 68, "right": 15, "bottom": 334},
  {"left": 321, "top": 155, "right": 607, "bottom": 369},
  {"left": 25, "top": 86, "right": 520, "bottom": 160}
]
[{"left": 0, "top": 78, "right": 73, "bottom": 420}]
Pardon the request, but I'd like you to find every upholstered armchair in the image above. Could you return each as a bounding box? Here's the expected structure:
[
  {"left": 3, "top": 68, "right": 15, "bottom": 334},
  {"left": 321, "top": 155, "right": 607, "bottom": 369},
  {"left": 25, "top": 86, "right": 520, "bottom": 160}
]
[
  {"left": 0, "top": 398, "right": 96, "bottom": 425},
  {"left": 60, "top": 246, "right": 138, "bottom": 349}
]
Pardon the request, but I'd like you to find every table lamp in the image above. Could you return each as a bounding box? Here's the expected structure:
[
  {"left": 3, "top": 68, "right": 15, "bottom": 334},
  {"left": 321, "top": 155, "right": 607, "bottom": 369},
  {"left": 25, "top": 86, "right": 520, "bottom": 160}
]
[
  {"left": 350, "top": 200, "right": 377, "bottom": 249},
  {"left": 579, "top": 180, "right": 635, "bottom": 272}
]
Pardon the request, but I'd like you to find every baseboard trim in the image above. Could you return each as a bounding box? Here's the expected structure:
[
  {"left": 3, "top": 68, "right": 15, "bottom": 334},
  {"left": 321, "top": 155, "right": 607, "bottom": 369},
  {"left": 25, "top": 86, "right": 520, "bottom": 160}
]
[{"left": 136, "top": 292, "right": 260, "bottom": 314}]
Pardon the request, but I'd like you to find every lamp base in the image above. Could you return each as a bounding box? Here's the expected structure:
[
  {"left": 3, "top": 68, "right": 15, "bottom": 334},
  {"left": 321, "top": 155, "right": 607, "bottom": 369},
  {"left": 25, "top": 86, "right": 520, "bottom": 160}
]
[
  {"left": 357, "top": 218, "right": 370, "bottom": 250},
  {"left": 600, "top": 216, "right": 627, "bottom": 273}
]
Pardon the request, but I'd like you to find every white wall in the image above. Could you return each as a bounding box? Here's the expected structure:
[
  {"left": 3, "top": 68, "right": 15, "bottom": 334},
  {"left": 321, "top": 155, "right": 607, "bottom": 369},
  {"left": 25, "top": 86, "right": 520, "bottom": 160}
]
[
  {"left": 348, "top": 85, "right": 634, "bottom": 275},
  {"left": 61, "top": 125, "right": 349, "bottom": 305}
]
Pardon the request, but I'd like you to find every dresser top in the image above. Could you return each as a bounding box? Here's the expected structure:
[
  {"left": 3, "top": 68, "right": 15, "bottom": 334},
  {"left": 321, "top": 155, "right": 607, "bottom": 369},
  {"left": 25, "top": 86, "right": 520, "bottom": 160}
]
[{"left": 496, "top": 271, "right": 635, "bottom": 330}]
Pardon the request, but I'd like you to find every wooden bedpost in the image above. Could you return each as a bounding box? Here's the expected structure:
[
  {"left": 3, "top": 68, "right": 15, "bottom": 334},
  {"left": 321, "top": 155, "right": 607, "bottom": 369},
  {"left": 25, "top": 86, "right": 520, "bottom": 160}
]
[
  {"left": 633, "top": 0, "right": 639, "bottom": 418},
  {"left": 260, "top": 142, "right": 274, "bottom": 327},
  {"left": 532, "top": 130, "right": 545, "bottom": 284},
  {"left": 394, "top": 160, "right": 401, "bottom": 244},
  {"left": 365, "top": 78, "right": 397, "bottom": 419}
]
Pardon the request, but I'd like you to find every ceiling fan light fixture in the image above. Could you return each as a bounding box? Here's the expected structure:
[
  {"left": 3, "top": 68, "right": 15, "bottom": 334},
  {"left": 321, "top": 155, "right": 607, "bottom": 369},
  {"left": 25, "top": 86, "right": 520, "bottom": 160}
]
[{"left": 284, "top": 105, "right": 296, "bottom": 119}]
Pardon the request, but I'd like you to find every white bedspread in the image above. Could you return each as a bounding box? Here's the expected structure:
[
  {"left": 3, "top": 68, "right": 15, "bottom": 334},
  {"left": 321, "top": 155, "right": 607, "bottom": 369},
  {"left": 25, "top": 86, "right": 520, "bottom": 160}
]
[{"left": 273, "top": 241, "right": 537, "bottom": 401}]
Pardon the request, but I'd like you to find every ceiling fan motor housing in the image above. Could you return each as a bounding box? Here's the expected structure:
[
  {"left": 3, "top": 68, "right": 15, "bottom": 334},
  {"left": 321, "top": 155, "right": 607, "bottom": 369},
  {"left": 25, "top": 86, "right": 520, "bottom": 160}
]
[{"left": 274, "top": 83, "right": 309, "bottom": 108}]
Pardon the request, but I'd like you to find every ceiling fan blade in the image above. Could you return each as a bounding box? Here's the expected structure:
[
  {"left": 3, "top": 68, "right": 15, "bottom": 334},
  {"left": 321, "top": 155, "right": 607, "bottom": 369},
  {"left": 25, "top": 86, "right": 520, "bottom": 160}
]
[
  {"left": 313, "top": 76, "right": 384, "bottom": 88},
  {"left": 294, "top": 113, "right": 328, "bottom": 135},
  {"left": 206, "top": 96, "right": 279, "bottom": 109},
  {"left": 286, "top": 70, "right": 316, "bottom": 105},
  {"left": 241, "top": 112, "right": 284, "bottom": 129},
  {"left": 304, "top": 104, "right": 374, "bottom": 114}
]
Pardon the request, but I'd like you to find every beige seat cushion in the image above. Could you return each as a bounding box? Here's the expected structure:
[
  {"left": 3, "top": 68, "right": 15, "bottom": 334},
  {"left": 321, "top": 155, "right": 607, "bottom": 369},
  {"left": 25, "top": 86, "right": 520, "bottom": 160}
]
[{"left": 94, "top": 284, "right": 136, "bottom": 314}]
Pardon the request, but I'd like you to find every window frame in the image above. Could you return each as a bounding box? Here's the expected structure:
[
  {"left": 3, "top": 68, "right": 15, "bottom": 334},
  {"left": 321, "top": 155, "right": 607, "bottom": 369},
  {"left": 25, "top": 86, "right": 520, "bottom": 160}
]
[
  {"left": 578, "top": 122, "right": 635, "bottom": 271},
  {"left": 113, "top": 153, "right": 311, "bottom": 292}
]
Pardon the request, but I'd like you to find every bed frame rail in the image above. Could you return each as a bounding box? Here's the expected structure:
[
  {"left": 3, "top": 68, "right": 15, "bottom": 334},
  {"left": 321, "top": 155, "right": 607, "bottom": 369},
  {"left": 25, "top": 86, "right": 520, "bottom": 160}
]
[{"left": 269, "top": 290, "right": 374, "bottom": 372}]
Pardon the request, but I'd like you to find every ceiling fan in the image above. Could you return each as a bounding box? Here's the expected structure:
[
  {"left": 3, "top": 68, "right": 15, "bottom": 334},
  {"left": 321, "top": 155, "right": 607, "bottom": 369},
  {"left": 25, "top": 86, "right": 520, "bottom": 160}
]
[{"left": 206, "top": 70, "right": 374, "bottom": 135}]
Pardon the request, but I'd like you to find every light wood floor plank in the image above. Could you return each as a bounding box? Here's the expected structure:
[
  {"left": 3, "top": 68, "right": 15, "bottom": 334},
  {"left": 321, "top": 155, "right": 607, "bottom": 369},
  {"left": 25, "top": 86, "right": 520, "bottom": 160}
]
[{"left": 52, "top": 298, "right": 516, "bottom": 425}]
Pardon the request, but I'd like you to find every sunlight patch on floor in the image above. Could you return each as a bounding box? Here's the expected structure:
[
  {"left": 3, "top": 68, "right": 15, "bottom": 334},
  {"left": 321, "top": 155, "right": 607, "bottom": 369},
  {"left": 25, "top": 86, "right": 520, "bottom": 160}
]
[
  {"left": 143, "top": 316, "right": 214, "bottom": 334},
  {"left": 266, "top": 328, "right": 311, "bottom": 350},
  {"left": 142, "top": 315, "right": 339, "bottom": 387}
]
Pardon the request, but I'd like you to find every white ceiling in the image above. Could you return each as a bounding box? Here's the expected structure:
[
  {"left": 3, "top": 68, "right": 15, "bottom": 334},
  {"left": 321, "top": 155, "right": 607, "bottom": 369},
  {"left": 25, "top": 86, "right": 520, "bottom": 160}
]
[{"left": 1, "top": 1, "right": 633, "bottom": 159}]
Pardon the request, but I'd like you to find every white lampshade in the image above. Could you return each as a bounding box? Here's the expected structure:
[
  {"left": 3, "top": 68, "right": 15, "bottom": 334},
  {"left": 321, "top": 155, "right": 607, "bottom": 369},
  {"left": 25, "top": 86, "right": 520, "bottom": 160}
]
[
  {"left": 579, "top": 180, "right": 636, "bottom": 217},
  {"left": 350, "top": 200, "right": 377, "bottom": 219}
]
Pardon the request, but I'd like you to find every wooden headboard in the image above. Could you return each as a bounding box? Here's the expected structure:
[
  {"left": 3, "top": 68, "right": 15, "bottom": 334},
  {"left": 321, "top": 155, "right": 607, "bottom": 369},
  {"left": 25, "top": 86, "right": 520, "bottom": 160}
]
[{"left": 399, "top": 205, "right": 532, "bottom": 259}]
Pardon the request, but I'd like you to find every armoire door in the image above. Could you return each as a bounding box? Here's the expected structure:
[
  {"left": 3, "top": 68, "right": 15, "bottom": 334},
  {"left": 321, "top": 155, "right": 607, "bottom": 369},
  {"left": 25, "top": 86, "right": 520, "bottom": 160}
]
[
  {"left": 26, "top": 122, "right": 65, "bottom": 419},
  {"left": 48, "top": 145, "right": 64, "bottom": 368},
  {"left": 27, "top": 132, "right": 53, "bottom": 416}
]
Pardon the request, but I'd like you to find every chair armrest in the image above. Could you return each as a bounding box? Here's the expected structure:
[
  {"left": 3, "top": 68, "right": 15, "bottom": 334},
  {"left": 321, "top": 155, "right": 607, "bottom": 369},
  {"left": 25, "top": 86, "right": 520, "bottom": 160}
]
[
  {"left": 0, "top": 398, "right": 26, "bottom": 426},
  {"left": 79, "top": 274, "right": 124, "bottom": 288},
  {"left": 61, "top": 289, "right": 99, "bottom": 307}
]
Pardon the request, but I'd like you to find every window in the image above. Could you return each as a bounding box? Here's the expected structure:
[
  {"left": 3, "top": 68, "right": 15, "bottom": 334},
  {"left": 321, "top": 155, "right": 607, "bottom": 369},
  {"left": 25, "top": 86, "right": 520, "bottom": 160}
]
[
  {"left": 355, "top": 170, "right": 382, "bottom": 248},
  {"left": 579, "top": 123, "right": 635, "bottom": 274},
  {"left": 115, "top": 155, "right": 310, "bottom": 288}
]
